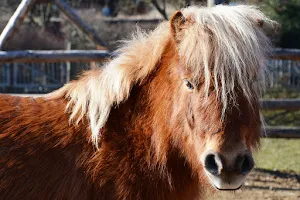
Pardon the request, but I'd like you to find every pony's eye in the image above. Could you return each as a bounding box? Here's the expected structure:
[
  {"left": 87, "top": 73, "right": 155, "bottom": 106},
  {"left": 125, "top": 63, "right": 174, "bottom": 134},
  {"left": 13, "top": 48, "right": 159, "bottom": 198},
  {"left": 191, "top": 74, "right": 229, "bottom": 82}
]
[{"left": 183, "top": 79, "right": 194, "bottom": 90}]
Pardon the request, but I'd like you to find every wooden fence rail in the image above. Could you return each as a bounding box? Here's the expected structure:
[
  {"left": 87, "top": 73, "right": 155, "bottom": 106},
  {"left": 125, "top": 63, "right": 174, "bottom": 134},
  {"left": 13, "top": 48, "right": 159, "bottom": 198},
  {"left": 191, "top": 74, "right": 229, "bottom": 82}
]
[
  {"left": 261, "top": 99, "right": 300, "bottom": 111},
  {"left": 0, "top": 50, "right": 110, "bottom": 63},
  {"left": 264, "top": 126, "right": 300, "bottom": 138},
  {"left": 273, "top": 48, "right": 300, "bottom": 61},
  {"left": 1, "top": 48, "right": 299, "bottom": 63},
  {"left": 261, "top": 99, "right": 300, "bottom": 138}
]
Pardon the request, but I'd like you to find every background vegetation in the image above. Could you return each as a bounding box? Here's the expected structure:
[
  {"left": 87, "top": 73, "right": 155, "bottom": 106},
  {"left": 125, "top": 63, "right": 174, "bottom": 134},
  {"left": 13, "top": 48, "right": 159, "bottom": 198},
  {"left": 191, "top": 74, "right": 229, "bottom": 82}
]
[{"left": 257, "top": 0, "right": 300, "bottom": 49}]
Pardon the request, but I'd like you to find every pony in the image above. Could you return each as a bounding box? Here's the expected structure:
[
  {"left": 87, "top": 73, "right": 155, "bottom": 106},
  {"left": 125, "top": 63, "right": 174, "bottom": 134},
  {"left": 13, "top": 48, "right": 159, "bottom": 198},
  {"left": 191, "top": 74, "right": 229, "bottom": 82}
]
[{"left": 0, "top": 5, "right": 277, "bottom": 200}]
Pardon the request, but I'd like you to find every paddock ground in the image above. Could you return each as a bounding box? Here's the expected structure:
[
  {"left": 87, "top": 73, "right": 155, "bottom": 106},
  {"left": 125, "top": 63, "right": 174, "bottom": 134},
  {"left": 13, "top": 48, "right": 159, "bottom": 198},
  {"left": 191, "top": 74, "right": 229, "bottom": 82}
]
[{"left": 213, "top": 169, "right": 300, "bottom": 200}]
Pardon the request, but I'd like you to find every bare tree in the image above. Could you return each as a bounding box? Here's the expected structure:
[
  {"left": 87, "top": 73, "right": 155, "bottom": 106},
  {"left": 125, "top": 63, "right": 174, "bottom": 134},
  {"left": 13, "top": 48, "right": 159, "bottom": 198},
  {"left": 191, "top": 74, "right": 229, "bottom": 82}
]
[
  {"left": 151, "top": 0, "right": 194, "bottom": 20},
  {"left": 186, "top": 0, "right": 191, "bottom": 6},
  {"left": 151, "top": 0, "right": 168, "bottom": 20}
]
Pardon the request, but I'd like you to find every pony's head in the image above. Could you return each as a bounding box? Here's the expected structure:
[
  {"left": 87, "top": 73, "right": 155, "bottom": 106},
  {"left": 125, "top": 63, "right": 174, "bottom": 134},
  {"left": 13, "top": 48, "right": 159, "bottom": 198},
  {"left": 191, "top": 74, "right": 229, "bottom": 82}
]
[
  {"left": 163, "top": 6, "right": 276, "bottom": 190},
  {"left": 58, "top": 5, "right": 278, "bottom": 191}
]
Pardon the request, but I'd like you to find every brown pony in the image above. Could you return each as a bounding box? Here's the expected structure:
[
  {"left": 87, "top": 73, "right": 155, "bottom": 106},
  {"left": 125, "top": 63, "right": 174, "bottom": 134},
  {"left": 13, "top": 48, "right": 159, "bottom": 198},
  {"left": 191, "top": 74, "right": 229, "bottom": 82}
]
[{"left": 0, "top": 5, "right": 277, "bottom": 200}]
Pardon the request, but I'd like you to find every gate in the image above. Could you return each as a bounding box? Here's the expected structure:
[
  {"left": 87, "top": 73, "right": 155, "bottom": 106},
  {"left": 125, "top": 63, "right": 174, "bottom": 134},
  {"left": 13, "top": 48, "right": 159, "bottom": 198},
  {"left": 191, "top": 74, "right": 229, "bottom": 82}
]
[
  {"left": 0, "top": 62, "right": 68, "bottom": 93},
  {"left": 0, "top": 64, "right": 10, "bottom": 87},
  {"left": 13, "top": 62, "right": 67, "bottom": 92}
]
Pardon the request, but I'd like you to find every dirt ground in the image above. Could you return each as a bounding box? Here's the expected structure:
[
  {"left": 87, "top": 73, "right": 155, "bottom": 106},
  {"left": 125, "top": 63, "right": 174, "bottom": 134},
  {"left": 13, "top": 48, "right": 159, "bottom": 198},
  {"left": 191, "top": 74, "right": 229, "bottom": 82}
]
[{"left": 212, "top": 169, "right": 300, "bottom": 200}]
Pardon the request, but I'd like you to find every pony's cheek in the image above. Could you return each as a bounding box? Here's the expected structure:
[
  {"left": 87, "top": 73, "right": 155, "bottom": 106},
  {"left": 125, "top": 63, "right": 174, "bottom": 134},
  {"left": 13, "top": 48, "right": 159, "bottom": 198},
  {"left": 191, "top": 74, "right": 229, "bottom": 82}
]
[
  {"left": 185, "top": 98, "right": 195, "bottom": 129},
  {"left": 186, "top": 107, "right": 195, "bottom": 129}
]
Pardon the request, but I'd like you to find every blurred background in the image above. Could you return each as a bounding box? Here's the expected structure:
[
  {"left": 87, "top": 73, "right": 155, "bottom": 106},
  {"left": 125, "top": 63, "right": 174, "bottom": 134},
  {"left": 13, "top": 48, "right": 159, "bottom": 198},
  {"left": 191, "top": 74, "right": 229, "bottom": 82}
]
[{"left": 0, "top": 0, "right": 299, "bottom": 199}]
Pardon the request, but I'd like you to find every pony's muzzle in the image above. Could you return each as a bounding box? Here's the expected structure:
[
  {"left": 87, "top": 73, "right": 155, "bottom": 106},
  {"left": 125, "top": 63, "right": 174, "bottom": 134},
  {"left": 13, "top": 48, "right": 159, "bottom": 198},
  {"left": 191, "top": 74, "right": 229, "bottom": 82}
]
[{"left": 202, "top": 150, "right": 254, "bottom": 190}]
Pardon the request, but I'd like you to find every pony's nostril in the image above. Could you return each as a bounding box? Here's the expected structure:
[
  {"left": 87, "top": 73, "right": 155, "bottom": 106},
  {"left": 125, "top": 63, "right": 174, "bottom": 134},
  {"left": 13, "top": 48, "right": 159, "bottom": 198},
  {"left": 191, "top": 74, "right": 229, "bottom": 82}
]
[
  {"left": 204, "top": 154, "right": 221, "bottom": 175},
  {"left": 236, "top": 154, "right": 254, "bottom": 175}
]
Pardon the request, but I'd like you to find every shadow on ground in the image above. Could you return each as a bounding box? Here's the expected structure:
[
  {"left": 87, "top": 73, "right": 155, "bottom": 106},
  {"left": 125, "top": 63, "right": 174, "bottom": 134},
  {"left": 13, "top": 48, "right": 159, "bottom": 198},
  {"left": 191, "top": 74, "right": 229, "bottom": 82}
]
[{"left": 212, "top": 169, "right": 300, "bottom": 200}]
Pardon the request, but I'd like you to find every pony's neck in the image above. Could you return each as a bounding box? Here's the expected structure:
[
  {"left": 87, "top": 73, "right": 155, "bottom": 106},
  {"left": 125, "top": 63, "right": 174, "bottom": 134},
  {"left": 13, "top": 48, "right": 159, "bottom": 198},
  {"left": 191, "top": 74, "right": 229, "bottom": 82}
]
[
  {"left": 96, "top": 40, "right": 201, "bottom": 197},
  {"left": 103, "top": 38, "right": 181, "bottom": 166},
  {"left": 101, "top": 84, "right": 200, "bottom": 198}
]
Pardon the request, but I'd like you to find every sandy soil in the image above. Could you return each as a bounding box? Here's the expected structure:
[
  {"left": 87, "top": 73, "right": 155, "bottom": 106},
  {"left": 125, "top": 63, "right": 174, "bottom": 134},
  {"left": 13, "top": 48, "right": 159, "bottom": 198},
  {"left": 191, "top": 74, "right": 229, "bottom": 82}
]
[{"left": 212, "top": 169, "right": 300, "bottom": 200}]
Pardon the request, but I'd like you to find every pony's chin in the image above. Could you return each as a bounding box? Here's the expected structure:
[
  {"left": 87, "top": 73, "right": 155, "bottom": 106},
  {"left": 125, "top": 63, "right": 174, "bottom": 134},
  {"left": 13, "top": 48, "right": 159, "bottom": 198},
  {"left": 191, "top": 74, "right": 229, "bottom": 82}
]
[
  {"left": 205, "top": 172, "right": 245, "bottom": 191},
  {"left": 214, "top": 184, "right": 243, "bottom": 191}
]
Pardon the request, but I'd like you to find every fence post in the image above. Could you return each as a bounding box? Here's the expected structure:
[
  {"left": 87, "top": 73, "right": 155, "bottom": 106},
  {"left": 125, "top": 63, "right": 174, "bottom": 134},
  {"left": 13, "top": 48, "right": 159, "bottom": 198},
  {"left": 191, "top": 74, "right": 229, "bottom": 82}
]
[
  {"left": 6, "top": 64, "right": 10, "bottom": 87},
  {"left": 66, "top": 42, "right": 71, "bottom": 83},
  {"left": 13, "top": 63, "right": 18, "bottom": 90}
]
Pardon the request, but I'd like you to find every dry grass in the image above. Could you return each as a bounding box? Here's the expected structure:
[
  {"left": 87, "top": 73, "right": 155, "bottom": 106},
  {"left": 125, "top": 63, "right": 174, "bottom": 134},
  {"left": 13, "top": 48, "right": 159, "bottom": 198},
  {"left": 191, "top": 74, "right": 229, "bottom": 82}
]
[{"left": 254, "top": 138, "right": 300, "bottom": 173}]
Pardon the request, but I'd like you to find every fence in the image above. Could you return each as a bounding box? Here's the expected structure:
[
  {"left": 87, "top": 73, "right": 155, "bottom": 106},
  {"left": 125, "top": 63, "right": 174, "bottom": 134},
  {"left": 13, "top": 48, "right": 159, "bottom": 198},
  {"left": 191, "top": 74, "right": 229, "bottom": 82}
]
[
  {"left": 1, "top": 48, "right": 300, "bottom": 138},
  {"left": 0, "top": 60, "right": 95, "bottom": 93},
  {"left": 0, "top": 64, "right": 10, "bottom": 87},
  {"left": 268, "top": 59, "right": 300, "bottom": 89},
  {"left": 261, "top": 48, "right": 300, "bottom": 138},
  {"left": 1, "top": 62, "right": 66, "bottom": 93}
]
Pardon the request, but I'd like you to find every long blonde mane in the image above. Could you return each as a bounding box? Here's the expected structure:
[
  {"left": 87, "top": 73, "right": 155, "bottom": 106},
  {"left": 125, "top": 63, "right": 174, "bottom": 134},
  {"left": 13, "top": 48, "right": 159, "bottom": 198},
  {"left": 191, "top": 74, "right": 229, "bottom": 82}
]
[{"left": 49, "top": 5, "right": 272, "bottom": 147}]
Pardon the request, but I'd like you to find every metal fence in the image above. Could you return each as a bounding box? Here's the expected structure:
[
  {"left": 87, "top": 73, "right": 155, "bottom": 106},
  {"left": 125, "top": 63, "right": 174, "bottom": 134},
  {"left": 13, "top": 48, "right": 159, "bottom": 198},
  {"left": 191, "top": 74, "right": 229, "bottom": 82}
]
[
  {"left": 0, "top": 61, "right": 94, "bottom": 93},
  {"left": 0, "top": 62, "right": 66, "bottom": 93},
  {"left": 14, "top": 62, "right": 66, "bottom": 91},
  {"left": 2, "top": 58, "right": 300, "bottom": 93},
  {"left": 0, "top": 64, "right": 10, "bottom": 87}
]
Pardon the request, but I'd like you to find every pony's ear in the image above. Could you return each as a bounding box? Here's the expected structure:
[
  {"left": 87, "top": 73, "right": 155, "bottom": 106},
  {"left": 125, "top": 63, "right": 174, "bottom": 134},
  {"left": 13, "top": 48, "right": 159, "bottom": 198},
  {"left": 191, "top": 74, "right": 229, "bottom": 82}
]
[
  {"left": 170, "top": 11, "right": 186, "bottom": 40},
  {"left": 256, "top": 18, "right": 280, "bottom": 36}
]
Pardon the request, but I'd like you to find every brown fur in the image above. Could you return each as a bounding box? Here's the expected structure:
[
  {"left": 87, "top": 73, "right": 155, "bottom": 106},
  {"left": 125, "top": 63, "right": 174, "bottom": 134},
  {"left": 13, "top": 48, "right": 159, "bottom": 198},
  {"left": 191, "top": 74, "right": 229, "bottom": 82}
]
[{"left": 0, "top": 5, "right": 272, "bottom": 200}]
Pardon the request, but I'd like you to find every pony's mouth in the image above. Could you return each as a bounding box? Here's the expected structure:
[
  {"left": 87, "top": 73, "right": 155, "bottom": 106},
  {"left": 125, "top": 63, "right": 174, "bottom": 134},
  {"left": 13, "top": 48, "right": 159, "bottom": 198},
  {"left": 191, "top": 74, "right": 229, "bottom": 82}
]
[
  {"left": 213, "top": 184, "right": 243, "bottom": 191},
  {"left": 205, "top": 171, "right": 246, "bottom": 191}
]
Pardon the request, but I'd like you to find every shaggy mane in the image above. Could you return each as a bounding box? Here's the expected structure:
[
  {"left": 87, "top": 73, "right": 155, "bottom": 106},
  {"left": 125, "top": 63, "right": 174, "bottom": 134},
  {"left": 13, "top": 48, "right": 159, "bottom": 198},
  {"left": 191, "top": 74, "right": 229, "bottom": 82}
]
[{"left": 48, "top": 5, "right": 272, "bottom": 147}]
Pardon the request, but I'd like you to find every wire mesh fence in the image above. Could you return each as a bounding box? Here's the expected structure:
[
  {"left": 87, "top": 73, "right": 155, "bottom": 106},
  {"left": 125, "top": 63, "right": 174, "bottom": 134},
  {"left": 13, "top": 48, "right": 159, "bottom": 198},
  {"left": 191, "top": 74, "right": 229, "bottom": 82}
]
[{"left": 0, "top": 61, "right": 92, "bottom": 93}]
